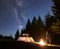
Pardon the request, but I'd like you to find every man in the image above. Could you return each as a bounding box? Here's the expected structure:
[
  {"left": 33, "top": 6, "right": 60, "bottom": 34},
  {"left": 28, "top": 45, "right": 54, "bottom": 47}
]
[{"left": 46, "top": 31, "right": 51, "bottom": 44}]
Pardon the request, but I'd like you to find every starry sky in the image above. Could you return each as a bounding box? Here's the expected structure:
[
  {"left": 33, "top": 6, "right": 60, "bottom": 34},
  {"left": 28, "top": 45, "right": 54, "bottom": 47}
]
[{"left": 0, "top": 0, "right": 53, "bottom": 37}]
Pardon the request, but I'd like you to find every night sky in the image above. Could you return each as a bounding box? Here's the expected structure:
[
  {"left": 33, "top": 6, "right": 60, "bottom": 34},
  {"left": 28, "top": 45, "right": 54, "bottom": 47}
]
[{"left": 0, "top": 0, "right": 52, "bottom": 37}]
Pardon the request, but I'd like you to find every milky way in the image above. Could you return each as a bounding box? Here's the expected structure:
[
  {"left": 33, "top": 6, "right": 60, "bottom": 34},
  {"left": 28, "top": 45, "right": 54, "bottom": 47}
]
[{"left": 0, "top": 0, "right": 52, "bottom": 36}]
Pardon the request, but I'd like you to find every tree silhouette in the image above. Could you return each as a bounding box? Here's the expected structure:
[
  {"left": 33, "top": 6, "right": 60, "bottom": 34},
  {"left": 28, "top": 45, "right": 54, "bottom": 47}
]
[
  {"left": 45, "top": 13, "right": 51, "bottom": 31},
  {"left": 21, "top": 16, "right": 44, "bottom": 41},
  {"left": 0, "top": 34, "right": 13, "bottom": 39},
  {"left": 21, "top": 29, "right": 26, "bottom": 35},
  {"left": 51, "top": 0, "right": 60, "bottom": 43},
  {"left": 36, "top": 16, "right": 44, "bottom": 41},
  {"left": 37, "top": 16, "right": 44, "bottom": 32},
  {"left": 0, "top": 34, "right": 3, "bottom": 38},
  {"left": 26, "top": 19, "right": 31, "bottom": 35},
  {"left": 15, "top": 30, "right": 19, "bottom": 40},
  {"left": 52, "top": 0, "right": 60, "bottom": 19},
  {"left": 44, "top": 12, "right": 56, "bottom": 30},
  {"left": 51, "top": 0, "right": 60, "bottom": 34},
  {"left": 32, "top": 16, "right": 37, "bottom": 33},
  {"left": 31, "top": 16, "right": 37, "bottom": 41}
]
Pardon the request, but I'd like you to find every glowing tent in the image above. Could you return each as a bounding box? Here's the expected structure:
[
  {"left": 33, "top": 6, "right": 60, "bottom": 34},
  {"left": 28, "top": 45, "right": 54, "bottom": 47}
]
[{"left": 17, "top": 33, "right": 34, "bottom": 42}]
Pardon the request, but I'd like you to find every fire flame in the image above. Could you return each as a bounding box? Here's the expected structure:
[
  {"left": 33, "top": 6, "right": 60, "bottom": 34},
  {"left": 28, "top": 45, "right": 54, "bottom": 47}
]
[{"left": 39, "top": 39, "right": 46, "bottom": 46}]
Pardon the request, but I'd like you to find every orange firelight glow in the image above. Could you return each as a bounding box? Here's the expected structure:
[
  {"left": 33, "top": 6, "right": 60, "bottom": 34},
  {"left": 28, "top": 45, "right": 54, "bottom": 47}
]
[{"left": 39, "top": 39, "right": 46, "bottom": 46}]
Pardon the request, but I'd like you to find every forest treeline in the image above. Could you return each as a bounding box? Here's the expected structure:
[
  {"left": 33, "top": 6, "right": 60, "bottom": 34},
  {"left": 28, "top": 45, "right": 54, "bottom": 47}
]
[
  {"left": 15, "top": 0, "right": 60, "bottom": 41},
  {"left": 0, "top": 0, "right": 60, "bottom": 42},
  {"left": 0, "top": 34, "right": 13, "bottom": 39}
]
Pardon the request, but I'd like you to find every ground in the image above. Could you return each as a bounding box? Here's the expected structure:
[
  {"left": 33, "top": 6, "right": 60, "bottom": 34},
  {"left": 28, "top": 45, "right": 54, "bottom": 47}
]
[{"left": 0, "top": 40, "right": 60, "bottom": 49}]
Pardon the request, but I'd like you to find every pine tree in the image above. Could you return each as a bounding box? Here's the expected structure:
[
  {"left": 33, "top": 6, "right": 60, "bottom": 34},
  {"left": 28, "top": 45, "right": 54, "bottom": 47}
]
[
  {"left": 37, "top": 16, "right": 44, "bottom": 41},
  {"left": 15, "top": 30, "right": 19, "bottom": 40},
  {"left": 32, "top": 16, "right": 37, "bottom": 32},
  {"left": 45, "top": 12, "right": 51, "bottom": 30},
  {"left": 37, "top": 16, "right": 44, "bottom": 31},
  {"left": 51, "top": 0, "right": 60, "bottom": 34},
  {"left": 21, "top": 29, "right": 25, "bottom": 35},
  {"left": 52, "top": 0, "right": 60, "bottom": 19},
  {"left": 26, "top": 19, "right": 31, "bottom": 35},
  {"left": 31, "top": 16, "right": 38, "bottom": 41}
]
